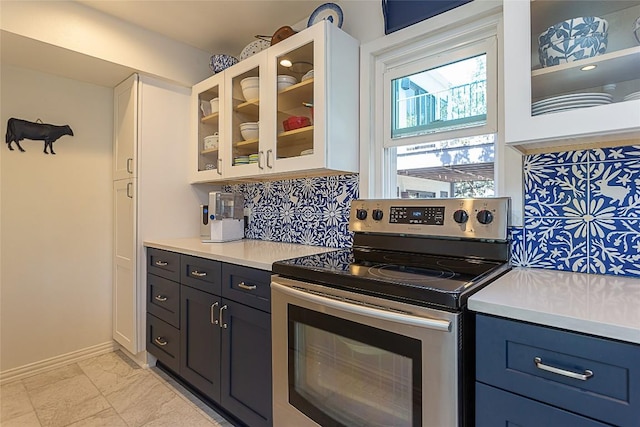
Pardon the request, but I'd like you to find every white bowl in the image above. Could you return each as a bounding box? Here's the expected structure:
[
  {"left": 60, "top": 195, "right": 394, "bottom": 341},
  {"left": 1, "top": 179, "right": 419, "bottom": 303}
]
[
  {"left": 240, "top": 127, "right": 258, "bottom": 140},
  {"left": 240, "top": 77, "right": 260, "bottom": 100},
  {"left": 277, "top": 75, "right": 297, "bottom": 91},
  {"left": 240, "top": 121, "right": 258, "bottom": 129},
  {"left": 209, "top": 98, "right": 219, "bottom": 114}
]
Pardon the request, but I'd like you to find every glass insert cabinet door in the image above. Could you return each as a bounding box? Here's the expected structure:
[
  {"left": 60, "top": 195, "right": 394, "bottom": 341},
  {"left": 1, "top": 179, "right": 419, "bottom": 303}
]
[
  {"left": 196, "top": 77, "right": 221, "bottom": 175},
  {"left": 225, "top": 51, "right": 265, "bottom": 176},
  {"left": 287, "top": 305, "right": 421, "bottom": 427},
  {"left": 274, "top": 40, "right": 315, "bottom": 163}
]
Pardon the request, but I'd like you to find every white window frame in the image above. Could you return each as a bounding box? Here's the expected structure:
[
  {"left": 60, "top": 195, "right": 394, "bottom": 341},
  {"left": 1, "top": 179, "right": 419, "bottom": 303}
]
[
  {"left": 360, "top": 1, "right": 524, "bottom": 225},
  {"left": 383, "top": 36, "right": 497, "bottom": 149}
]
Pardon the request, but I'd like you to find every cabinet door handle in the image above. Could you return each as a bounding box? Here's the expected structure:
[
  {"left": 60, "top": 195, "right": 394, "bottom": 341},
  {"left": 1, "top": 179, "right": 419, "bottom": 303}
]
[
  {"left": 190, "top": 270, "right": 207, "bottom": 277},
  {"left": 154, "top": 260, "right": 168, "bottom": 266},
  {"left": 219, "top": 305, "right": 228, "bottom": 329},
  {"left": 534, "top": 357, "right": 593, "bottom": 381},
  {"left": 238, "top": 282, "right": 257, "bottom": 291},
  {"left": 126, "top": 182, "right": 133, "bottom": 199},
  {"left": 154, "top": 337, "right": 168, "bottom": 346},
  {"left": 217, "top": 158, "right": 222, "bottom": 175},
  {"left": 266, "top": 149, "right": 273, "bottom": 169},
  {"left": 258, "top": 151, "right": 264, "bottom": 169},
  {"left": 154, "top": 295, "right": 168, "bottom": 302},
  {"left": 127, "top": 157, "right": 133, "bottom": 174},
  {"left": 210, "top": 301, "right": 219, "bottom": 325}
]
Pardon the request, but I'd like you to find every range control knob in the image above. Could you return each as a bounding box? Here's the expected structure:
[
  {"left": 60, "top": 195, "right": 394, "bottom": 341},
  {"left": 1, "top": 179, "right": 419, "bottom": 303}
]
[
  {"left": 356, "top": 209, "right": 368, "bottom": 220},
  {"left": 476, "top": 209, "right": 494, "bottom": 225},
  {"left": 372, "top": 209, "right": 384, "bottom": 221},
  {"left": 453, "top": 209, "right": 469, "bottom": 224}
]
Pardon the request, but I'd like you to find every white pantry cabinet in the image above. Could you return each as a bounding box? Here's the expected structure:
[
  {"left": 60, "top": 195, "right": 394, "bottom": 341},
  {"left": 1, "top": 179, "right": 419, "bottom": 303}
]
[
  {"left": 190, "top": 20, "right": 359, "bottom": 183},
  {"left": 113, "top": 74, "right": 198, "bottom": 356},
  {"left": 503, "top": 0, "right": 640, "bottom": 151}
]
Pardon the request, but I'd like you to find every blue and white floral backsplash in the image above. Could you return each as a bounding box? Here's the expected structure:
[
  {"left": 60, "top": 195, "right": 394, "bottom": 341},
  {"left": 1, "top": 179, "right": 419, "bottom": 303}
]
[
  {"left": 511, "top": 145, "right": 640, "bottom": 277},
  {"left": 224, "top": 174, "right": 359, "bottom": 248}
]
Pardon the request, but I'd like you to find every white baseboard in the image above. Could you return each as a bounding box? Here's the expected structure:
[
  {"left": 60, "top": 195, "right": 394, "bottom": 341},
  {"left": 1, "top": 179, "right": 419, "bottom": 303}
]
[{"left": 0, "top": 341, "right": 119, "bottom": 384}]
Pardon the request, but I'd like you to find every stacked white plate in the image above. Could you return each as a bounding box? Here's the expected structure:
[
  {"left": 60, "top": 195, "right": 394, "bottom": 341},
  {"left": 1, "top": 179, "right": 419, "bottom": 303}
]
[
  {"left": 623, "top": 90, "right": 640, "bottom": 101},
  {"left": 531, "top": 92, "right": 612, "bottom": 116}
]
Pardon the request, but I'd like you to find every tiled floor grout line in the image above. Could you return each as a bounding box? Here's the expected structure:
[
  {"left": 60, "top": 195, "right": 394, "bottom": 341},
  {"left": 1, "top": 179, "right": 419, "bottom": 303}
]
[{"left": 2, "top": 352, "right": 230, "bottom": 427}]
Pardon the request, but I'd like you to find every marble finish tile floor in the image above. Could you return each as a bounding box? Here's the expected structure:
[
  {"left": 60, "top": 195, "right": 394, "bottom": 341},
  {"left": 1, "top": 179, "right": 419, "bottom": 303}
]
[{"left": 0, "top": 351, "right": 233, "bottom": 427}]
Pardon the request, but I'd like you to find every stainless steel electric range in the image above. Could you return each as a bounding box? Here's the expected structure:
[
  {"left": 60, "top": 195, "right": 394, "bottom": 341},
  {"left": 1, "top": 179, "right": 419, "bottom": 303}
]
[{"left": 271, "top": 197, "right": 511, "bottom": 427}]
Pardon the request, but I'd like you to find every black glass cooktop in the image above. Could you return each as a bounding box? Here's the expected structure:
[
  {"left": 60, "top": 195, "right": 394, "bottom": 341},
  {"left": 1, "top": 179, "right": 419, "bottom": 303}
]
[{"left": 272, "top": 248, "right": 510, "bottom": 310}]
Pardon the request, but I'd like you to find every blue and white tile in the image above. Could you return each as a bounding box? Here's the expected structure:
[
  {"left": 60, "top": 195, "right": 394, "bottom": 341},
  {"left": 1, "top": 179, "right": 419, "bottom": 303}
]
[
  {"left": 590, "top": 145, "right": 640, "bottom": 163},
  {"left": 589, "top": 158, "right": 640, "bottom": 218},
  {"left": 524, "top": 218, "right": 589, "bottom": 272},
  {"left": 588, "top": 219, "right": 640, "bottom": 277},
  {"left": 524, "top": 161, "right": 588, "bottom": 217},
  {"left": 508, "top": 226, "right": 526, "bottom": 267}
]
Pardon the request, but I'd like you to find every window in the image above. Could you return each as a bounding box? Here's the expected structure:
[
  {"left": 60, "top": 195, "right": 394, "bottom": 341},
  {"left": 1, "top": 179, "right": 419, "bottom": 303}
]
[{"left": 360, "top": 4, "right": 502, "bottom": 200}]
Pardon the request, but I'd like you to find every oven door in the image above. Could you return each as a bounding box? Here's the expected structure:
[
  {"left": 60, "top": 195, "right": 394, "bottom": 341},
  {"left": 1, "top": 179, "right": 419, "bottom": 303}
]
[{"left": 271, "top": 275, "right": 461, "bottom": 427}]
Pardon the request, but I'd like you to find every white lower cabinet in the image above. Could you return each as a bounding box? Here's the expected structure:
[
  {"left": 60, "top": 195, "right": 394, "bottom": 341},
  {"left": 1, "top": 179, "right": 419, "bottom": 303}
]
[{"left": 190, "top": 20, "right": 359, "bottom": 183}]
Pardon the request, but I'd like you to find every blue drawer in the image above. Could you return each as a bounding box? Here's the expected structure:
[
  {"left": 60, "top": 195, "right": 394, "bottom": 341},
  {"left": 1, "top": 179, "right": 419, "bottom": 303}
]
[
  {"left": 476, "top": 382, "right": 612, "bottom": 427},
  {"left": 221, "top": 263, "right": 271, "bottom": 312},
  {"left": 147, "top": 248, "right": 180, "bottom": 282},
  {"left": 181, "top": 255, "right": 221, "bottom": 295},
  {"left": 476, "top": 314, "right": 640, "bottom": 426}
]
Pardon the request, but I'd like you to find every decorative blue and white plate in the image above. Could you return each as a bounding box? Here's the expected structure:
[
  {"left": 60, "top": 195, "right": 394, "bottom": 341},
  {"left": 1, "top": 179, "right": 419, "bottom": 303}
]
[{"left": 308, "top": 3, "right": 343, "bottom": 28}]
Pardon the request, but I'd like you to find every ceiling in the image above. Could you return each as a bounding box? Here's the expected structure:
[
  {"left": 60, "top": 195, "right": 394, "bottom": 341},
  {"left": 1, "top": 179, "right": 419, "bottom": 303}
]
[{"left": 75, "top": 0, "right": 327, "bottom": 57}]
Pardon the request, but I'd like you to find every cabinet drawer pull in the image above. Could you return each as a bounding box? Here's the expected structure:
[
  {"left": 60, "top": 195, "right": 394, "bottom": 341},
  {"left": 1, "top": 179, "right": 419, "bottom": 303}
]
[
  {"left": 534, "top": 357, "right": 593, "bottom": 381},
  {"left": 154, "top": 337, "right": 168, "bottom": 346},
  {"left": 210, "top": 301, "right": 219, "bottom": 325},
  {"left": 154, "top": 295, "right": 168, "bottom": 302},
  {"left": 238, "top": 282, "right": 257, "bottom": 291},
  {"left": 219, "top": 305, "right": 228, "bottom": 329},
  {"left": 154, "top": 260, "right": 168, "bottom": 267},
  {"left": 258, "top": 151, "right": 264, "bottom": 169},
  {"left": 266, "top": 149, "right": 273, "bottom": 168},
  {"left": 127, "top": 157, "right": 133, "bottom": 174},
  {"left": 191, "top": 270, "right": 207, "bottom": 277},
  {"left": 217, "top": 158, "right": 223, "bottom": 175}
]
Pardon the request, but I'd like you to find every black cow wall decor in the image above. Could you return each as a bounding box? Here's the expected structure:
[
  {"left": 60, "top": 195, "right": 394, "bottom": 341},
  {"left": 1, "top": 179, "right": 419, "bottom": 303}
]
[{"left": 5, "top": 118, "right": 74, "bottom": 154}]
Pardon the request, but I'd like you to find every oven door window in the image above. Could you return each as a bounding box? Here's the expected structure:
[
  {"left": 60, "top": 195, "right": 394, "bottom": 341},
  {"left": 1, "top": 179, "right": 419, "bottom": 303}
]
[{"left": 288, "top": 304, "right": 421, "bottom": 427}]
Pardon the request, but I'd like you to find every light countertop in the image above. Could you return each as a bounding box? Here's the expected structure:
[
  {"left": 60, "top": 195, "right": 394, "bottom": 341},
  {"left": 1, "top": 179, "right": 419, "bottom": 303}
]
[
  {"left": 144, "top": 238, "right": 338, "bottom": 271},
  {"left": 468, "top": 267, "right": 640, "bottom": 345}
]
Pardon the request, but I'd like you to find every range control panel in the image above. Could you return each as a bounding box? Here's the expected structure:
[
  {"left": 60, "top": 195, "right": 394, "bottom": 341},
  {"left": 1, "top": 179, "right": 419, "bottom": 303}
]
[{"left": 350, "top": 198, "right": 510, "bottom": 240}]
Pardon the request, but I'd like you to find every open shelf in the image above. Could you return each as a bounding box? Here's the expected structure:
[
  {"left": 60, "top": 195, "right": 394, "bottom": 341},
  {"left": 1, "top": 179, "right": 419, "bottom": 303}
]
[
  {"left": 235, "top": 98, "right": 260, "bottom": 116},
  {"left": 532, "top": 47, "right": 640, "bottom": 100},
  {"left": 278, "top": 79, "right": 314, "bottom": 112},
  {"left": 201, "top": 111, "right": 219, "bottom": 124}
]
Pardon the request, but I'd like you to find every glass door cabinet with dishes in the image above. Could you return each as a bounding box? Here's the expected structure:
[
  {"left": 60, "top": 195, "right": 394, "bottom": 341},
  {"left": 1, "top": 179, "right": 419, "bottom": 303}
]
[
  {"left": 503, "top": 1, "right": 640, "bottom": 151},
  {"left": 190, "top": 20, "right": 359, "bottom": 183}
]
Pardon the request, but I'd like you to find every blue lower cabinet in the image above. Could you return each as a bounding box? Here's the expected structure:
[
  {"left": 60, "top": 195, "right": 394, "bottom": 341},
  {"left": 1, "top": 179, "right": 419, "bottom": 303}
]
[
  {"left": 476, "top": 382, "right": 613, "bottom": 426},
  {"left": 221, "top": 300, "right": 272, "bottom": 427},
  {"left": 147, "top": 249, "right": 273, "bottom": 427},
  {"left": 476, "top": 314, "right": 640, "bottom": 427}
]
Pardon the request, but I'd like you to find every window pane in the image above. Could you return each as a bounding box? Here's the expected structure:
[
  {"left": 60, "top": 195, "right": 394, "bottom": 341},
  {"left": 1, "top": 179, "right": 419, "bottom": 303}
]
[
  {"left": 391, "top": 54, "right": 486, "bottom": 139},
  {"left": 392, "top": 134, "right": 495, "bottom": 199}
]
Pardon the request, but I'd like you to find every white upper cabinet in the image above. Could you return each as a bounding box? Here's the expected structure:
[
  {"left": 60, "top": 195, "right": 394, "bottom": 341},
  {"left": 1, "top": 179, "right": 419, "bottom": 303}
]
[
  {"left": 503, "top": 1, "right": 640, "bottom": 151},
  {"left": 191, "top": 72, "right": 225, "bottom": 182},
  {"left": 114, "top": 74, "right": 138, "bottom": 180},
  {"left": 190, "top": 20, "right": 359, "bottom": 183}
]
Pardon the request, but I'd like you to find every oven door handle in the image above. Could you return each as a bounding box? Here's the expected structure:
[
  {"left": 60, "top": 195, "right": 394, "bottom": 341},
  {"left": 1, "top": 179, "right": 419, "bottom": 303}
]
[{"left": 272, "top": 282, "right": 451, "bottom": 332}]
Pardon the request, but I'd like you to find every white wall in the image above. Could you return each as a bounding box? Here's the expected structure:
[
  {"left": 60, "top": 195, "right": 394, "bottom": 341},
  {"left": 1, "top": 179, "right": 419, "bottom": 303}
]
[{"left": 1, "top": 64, "right": 114, "bottom": 373}]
